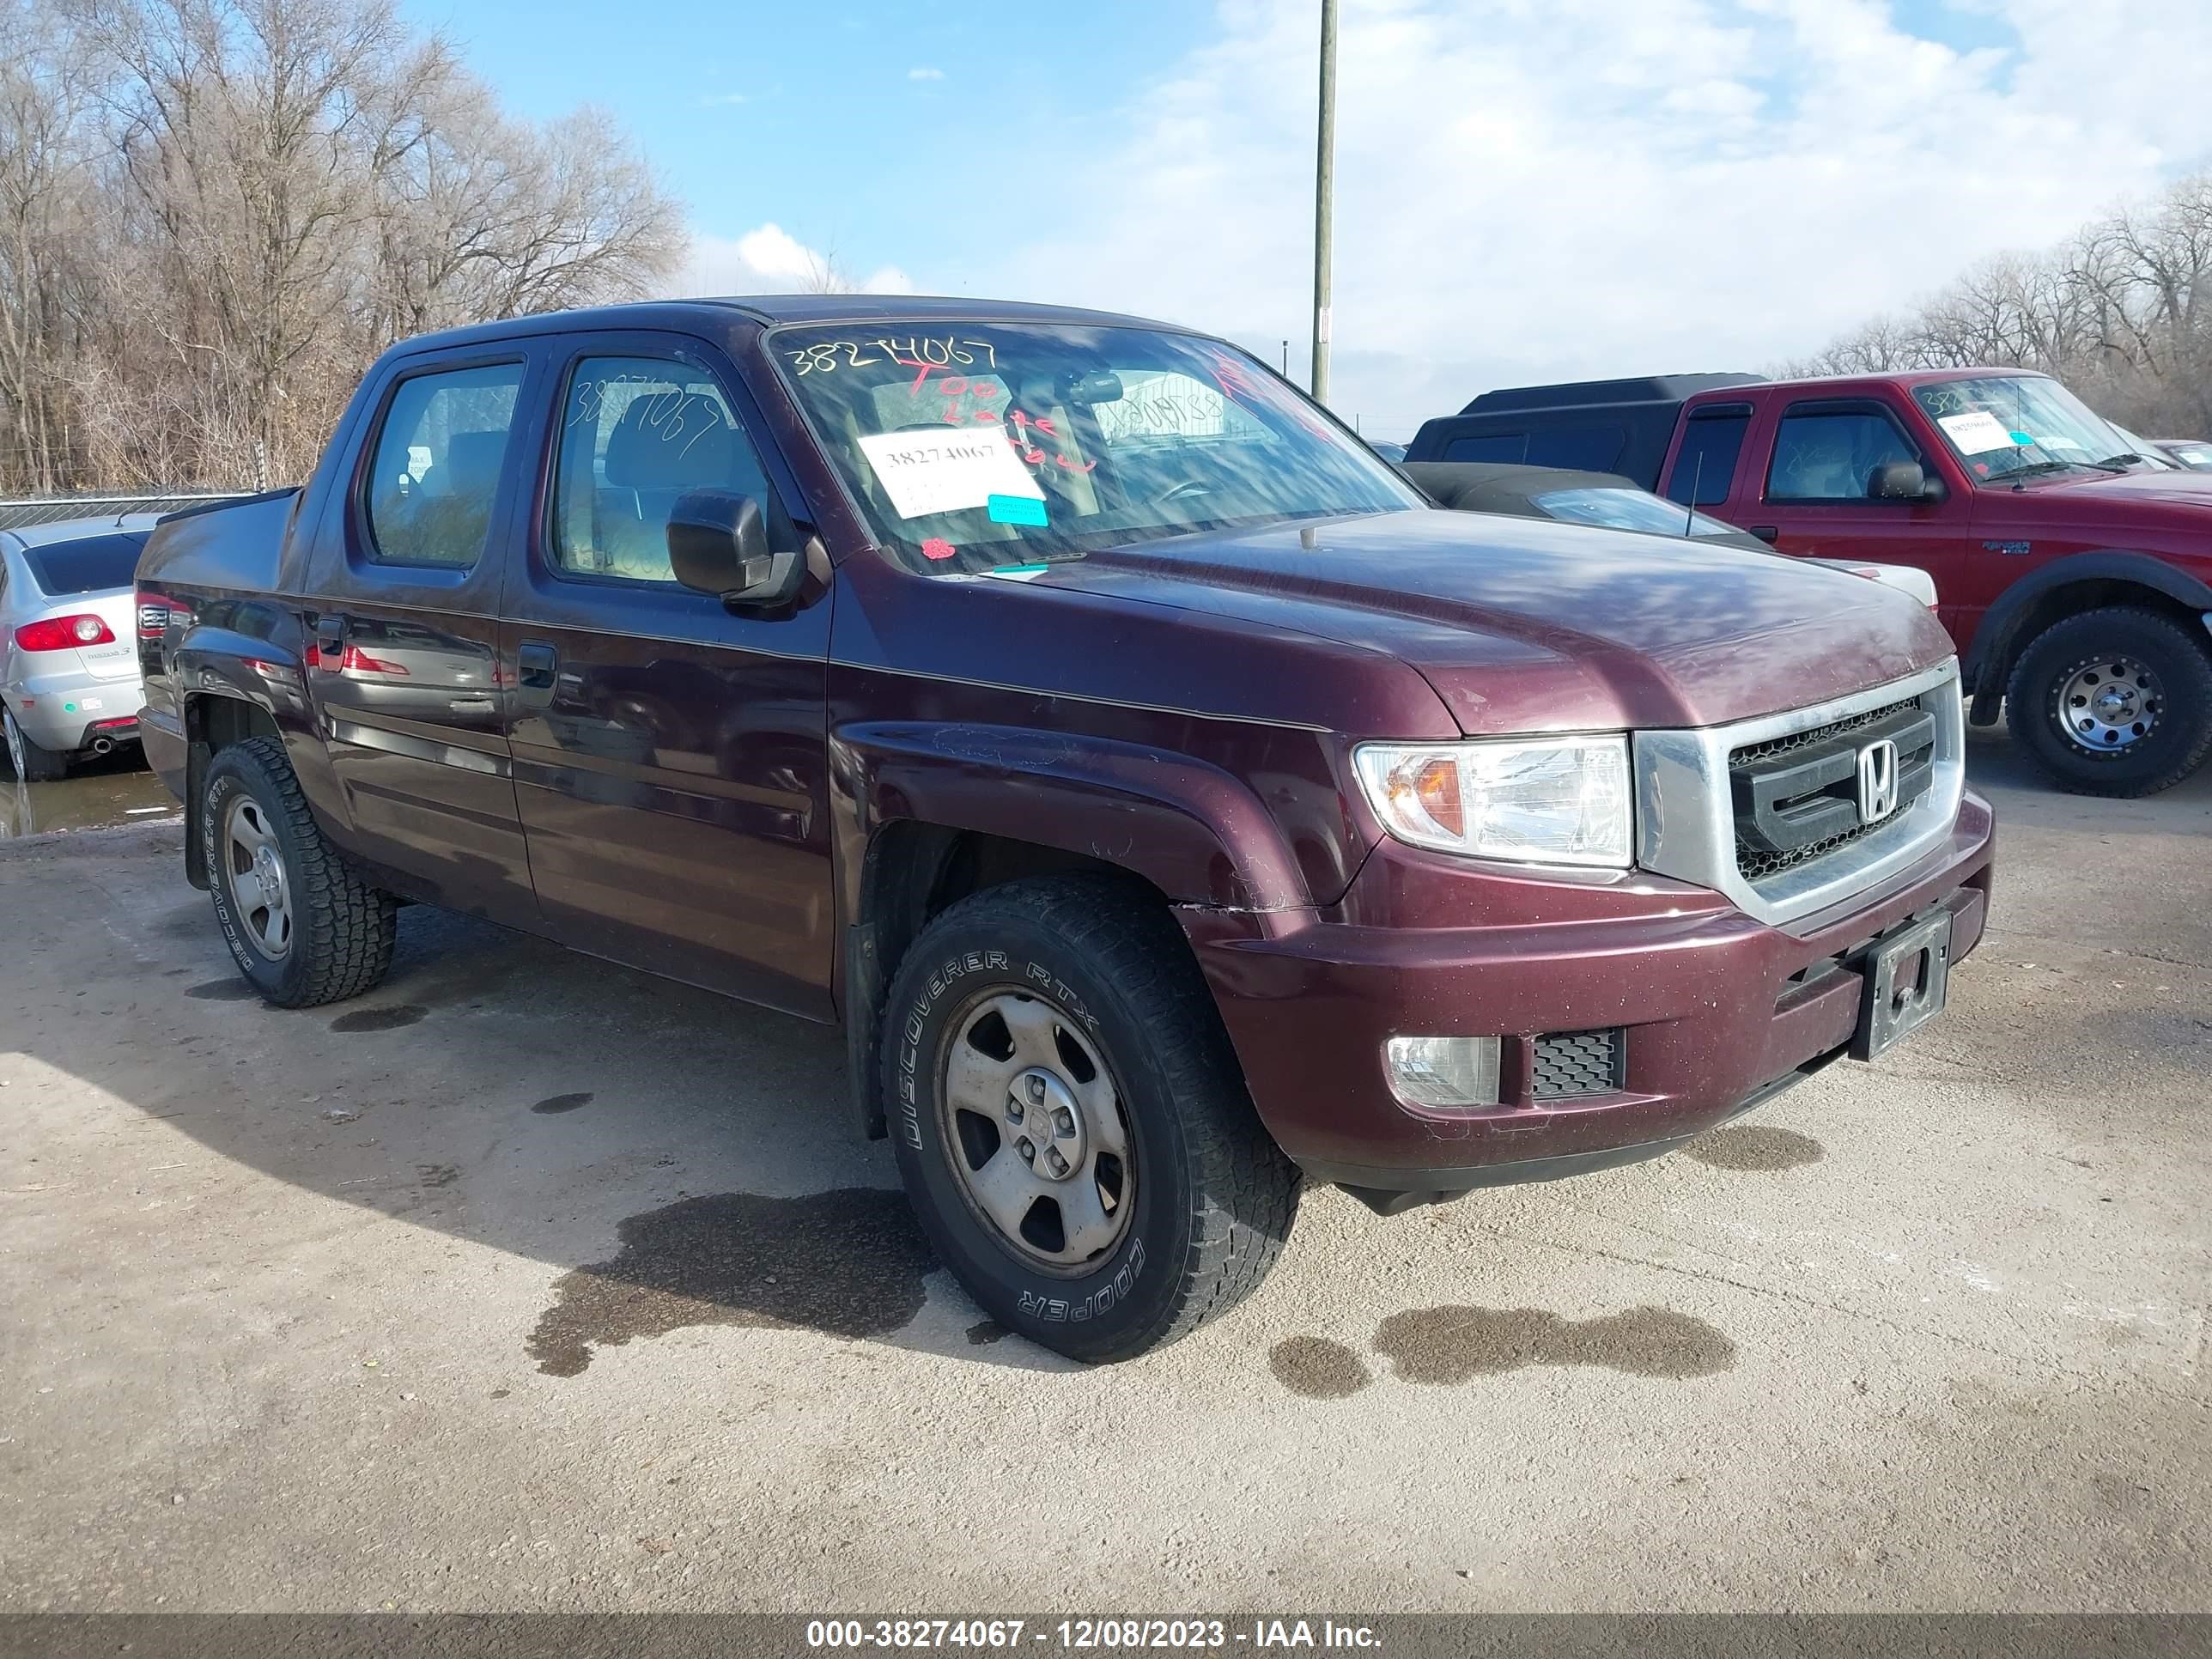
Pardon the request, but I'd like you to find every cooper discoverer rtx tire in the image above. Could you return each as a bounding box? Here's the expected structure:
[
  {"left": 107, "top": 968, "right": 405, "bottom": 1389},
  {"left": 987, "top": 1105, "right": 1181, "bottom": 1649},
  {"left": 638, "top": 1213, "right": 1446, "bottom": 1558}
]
[
  {"left": 881, "top": 876, "right": 1300, "bottom": 1363},
  {"left": 204, "top": 736, "right": 397, "bottom": 1007}
]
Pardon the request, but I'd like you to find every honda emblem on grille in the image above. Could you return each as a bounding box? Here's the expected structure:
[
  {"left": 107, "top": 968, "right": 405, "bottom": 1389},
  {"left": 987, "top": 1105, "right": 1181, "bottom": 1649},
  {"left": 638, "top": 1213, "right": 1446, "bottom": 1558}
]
[{"left": 1856, "top": 738, "right": 1900, "bottom": 823}]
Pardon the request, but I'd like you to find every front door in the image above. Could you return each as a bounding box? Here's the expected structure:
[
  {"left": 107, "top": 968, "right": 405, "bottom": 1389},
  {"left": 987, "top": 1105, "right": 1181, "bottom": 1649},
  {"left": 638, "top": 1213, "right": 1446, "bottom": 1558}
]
[
  {"left": 305, "top": 349, "right": 540, "bottom": 926},
  {"left": 1743, "top": 397, "right": 1978, "bottom": 640},
  {"left": 496, "top": 336, "right": 836, "bottom": 1018}
]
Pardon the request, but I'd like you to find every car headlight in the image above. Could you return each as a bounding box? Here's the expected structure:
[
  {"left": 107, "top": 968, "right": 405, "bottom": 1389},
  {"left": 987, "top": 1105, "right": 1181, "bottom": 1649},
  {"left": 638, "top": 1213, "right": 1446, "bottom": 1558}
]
[{"left": 1352, "top": 735, "right": 1633, "bottom": 867}]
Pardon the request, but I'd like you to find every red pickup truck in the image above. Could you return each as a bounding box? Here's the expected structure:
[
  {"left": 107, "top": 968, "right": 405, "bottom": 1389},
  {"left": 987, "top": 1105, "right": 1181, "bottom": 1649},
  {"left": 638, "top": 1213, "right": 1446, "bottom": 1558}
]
[{"left": 1408, "top": 369, "right": 2212, "bottom": 795}]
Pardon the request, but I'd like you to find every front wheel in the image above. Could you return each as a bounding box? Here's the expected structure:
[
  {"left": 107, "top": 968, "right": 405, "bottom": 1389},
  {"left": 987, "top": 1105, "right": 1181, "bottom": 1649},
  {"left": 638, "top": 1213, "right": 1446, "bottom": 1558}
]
[
  {"left": 204, "top": 736, "right": 398, "bottom": 1006},
  {"left": 2006, "top": 606, "right": 2212, "bottom": 797},
  {"left": 882, "top": 877, "right": 1300, "bottom": 1362},
  {"left": 4, "top": 706, "right": 68, "bottom": 782}
]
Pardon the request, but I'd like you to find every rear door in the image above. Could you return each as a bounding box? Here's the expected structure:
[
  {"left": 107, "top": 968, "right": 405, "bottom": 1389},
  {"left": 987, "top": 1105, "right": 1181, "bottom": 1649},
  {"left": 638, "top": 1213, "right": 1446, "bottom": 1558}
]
[
  {"left": 301, "top": 346, "right": 543, "bottom": 925},
  {"left": 1729, "top": 395, "right": 1978, "bottom": 630},
  {"left": 495, "top": 331, "right": 836, "bottom": 1018}
]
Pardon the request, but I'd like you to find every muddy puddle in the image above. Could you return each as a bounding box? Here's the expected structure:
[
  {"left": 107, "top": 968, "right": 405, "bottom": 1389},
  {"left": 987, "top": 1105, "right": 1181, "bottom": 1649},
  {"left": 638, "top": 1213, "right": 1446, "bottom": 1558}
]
[{"left": 0, "top": 750, "right": 178, "bottom": 840}]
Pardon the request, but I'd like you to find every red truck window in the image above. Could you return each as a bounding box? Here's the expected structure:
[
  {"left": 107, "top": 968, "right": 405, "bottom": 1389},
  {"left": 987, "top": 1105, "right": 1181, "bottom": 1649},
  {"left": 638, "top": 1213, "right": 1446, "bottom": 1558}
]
[
  {"left": 1662, "top": 406, "right": 1751, "bottom": 506},
  {"left": 1765, "top": 405, "right": 1921, "bottom": 503}
]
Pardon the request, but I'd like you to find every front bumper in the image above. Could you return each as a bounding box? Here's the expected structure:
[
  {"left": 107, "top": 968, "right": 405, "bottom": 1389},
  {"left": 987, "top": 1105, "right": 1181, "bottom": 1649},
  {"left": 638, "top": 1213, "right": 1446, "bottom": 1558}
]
[{"left": 1187, "top": 789, "right": 1994, "bottom": 1206}]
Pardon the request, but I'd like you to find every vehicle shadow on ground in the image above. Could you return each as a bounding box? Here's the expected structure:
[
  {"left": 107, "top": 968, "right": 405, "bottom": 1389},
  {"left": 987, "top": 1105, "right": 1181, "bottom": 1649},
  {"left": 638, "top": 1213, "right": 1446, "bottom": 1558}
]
[{"left": 11, "top": 830, "right": 1085, "bottom": 1377}]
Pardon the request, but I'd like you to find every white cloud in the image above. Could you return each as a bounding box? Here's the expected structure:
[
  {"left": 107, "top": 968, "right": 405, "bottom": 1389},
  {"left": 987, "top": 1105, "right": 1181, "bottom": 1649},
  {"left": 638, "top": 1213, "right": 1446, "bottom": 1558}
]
[
  {"left": 980, "top": 0, "right": 2212, "bottom": 440},
  {"left": 672, "top": 222, "right": 915, "bottom": 297},
  {"left": 696, "top": 92, "right": 748, "bottom": 107},
  {"left": 907, "top": 66, "right": 945, "bottom": 81}
]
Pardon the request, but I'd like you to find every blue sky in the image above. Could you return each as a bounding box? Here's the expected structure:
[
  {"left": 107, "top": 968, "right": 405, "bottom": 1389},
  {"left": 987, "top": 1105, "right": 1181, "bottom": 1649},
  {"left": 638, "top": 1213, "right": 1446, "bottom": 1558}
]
[
  {"left": 401, "top": 1, "right": 2212, "bottom": 440},
  {"left": 403, "top": 0, "right": 1212, "bottom": 289}
]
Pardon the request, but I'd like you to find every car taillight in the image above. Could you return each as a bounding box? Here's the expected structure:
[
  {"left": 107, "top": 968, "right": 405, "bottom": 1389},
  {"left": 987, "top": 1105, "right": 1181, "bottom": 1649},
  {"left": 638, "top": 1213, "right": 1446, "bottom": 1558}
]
[
  {"left": 15, "top": 615, "right": 117, "bottom": 651},
  {"left": 340, "top": 644, "right": 410, "bottom": 676}
]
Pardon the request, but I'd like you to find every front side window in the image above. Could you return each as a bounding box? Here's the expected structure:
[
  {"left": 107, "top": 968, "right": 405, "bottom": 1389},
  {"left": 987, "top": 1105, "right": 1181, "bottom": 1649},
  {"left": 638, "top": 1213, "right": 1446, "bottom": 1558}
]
[
  {"left": 1766, "top": 408, "right": 1918, "bottom": 502},
  {"left": 551, "top": 356, "right": 773, "bottom": 583},
  {"left": 1912, "top": 376, "right": 2136, "bottom": 484},
  {"left": 363, "top": 362, "right": 525, "bottom": 568},
  {"left": 771, "top": 322, "right": 1421, "bottom": 572}
]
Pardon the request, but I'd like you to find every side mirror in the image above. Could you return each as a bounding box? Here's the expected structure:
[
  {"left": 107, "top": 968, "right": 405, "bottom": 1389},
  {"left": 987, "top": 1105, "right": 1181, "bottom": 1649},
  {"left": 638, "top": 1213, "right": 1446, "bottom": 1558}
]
[
  {"left": 667, "top": 490, "right": 803, "bottom": 609},
  {"left": 1869, "top": 460, "right": 1944, "bottom": 502}
]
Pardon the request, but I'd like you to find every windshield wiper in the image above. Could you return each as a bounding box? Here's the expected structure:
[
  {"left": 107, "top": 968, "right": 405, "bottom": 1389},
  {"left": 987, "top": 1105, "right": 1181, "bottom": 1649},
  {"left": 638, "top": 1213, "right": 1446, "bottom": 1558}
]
[
  {"left": 2001, "top": 459, "right": 2086, "bottom": 486},
  {"left": 2086, "top": 453, "right": 2142, "bottom": 472}
]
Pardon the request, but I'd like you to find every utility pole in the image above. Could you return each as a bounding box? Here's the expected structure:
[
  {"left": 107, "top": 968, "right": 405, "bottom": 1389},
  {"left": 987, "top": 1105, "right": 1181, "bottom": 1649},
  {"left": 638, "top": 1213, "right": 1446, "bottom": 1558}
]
[
  {"left": 1310, "top": 0, "right": 1337, "bottom": 404},
  {"left": 1281, "top": 339, "right": 1290, "bottom": 376}
]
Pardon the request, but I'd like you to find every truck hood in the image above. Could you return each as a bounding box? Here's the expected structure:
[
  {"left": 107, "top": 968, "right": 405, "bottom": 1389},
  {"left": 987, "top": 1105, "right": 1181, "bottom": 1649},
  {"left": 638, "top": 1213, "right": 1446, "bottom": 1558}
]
[
  {"left": 1034, "top": 509, "right": 1954, "bottom": 735},
  {"left": 1984, "top": 465, "right": 2212, "bottom": 517}
]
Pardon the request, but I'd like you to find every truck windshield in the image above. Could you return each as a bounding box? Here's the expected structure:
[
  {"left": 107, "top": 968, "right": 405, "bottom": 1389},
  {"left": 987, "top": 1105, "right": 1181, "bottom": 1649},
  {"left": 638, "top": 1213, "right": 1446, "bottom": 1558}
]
[
  {"left": 770, "top": 322, "right": 1423, "bottom": 571},
  {"left": 1912, "top": 376, "right": 2136, "bottom": 483}
]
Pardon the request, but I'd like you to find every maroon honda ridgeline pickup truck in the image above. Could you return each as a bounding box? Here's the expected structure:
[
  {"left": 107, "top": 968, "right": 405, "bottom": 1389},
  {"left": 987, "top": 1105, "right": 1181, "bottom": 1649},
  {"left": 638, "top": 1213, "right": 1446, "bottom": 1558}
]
[{"left": 135, "top": 298, "right": 1995, "bottom": 1360}]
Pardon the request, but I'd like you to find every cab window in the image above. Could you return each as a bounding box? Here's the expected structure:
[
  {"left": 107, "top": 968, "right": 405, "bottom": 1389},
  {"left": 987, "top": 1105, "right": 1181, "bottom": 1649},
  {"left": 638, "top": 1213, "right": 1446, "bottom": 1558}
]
[
  {"left": 363, "top": 362, "right": 526, "bottom": 568},
  {"left": 551, "top": 356, "right": 774, "bottom": 584}
]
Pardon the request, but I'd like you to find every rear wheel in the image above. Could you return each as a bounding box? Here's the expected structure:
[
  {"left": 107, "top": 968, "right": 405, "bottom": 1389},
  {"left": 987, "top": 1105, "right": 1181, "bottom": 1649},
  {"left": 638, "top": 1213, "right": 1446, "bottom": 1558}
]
[
  {"left": 2006, "top": 606, "right": 2212, "bottom": 797},
  {"left": 204, "top": 736, "right": 397, "bottom": 1006},
  {"left": 3, "top": 706, "right": 68, "bottom": 782},
  {"left": 882, "top": 877, "right": 1300, "bottom": 1362}
]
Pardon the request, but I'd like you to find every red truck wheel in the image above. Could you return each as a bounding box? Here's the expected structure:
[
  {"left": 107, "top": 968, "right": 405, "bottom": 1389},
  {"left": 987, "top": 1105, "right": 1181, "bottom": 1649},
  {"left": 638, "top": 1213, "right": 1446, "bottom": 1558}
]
[
  {"left": 881, "top": 875, "right": 1300, "bottom": 1363},
  {"left": 2006, "top": 607, "right": 2212, "bottom": 797}
]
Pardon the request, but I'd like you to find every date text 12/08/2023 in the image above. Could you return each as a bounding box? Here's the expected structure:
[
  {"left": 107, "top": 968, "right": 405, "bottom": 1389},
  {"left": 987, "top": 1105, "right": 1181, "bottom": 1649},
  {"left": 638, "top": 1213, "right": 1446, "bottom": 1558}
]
[{"left": 802, "top": 1617, "right": 1383, "bottom": 1649}]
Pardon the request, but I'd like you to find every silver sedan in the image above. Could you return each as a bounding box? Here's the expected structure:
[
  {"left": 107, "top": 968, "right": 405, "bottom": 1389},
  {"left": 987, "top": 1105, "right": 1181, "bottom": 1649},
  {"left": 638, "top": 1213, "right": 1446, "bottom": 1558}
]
[{"left": 2, "top": 517, "right": 155, "bottom": 781}]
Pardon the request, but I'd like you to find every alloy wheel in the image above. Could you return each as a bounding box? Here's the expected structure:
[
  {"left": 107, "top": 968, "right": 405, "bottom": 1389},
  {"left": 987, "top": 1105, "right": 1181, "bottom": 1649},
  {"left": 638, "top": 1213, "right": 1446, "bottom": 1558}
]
[
  {"left": 2057, "top": 654, "right": 2163, "bottom": 752},
  {"left": 223, "top": 795, "right": 293, "bottom": 960},
  {"left": 936, "top": 988, "right": 1135, "bottom": 1275}
]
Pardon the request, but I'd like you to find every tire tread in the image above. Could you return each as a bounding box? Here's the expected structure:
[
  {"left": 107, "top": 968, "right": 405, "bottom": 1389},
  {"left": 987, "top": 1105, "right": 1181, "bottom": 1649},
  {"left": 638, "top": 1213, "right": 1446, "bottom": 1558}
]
[
  {"left": 888, "top": 876, "right": 1299, "bottom": 1361},
  {"left": 2006, "top": 605, "right": 2212, "bottom": 798},
  {"left": 209, "top": 737, "right": 396, "bottom": 1006}
]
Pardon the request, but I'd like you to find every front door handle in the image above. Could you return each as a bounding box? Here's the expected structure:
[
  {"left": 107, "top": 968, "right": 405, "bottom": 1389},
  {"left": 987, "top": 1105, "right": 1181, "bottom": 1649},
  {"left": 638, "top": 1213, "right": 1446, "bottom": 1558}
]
[
  {"left": 1747, "top": 525, "right": 1780, "bottom": 544},
  {"left": 515, "top": 641, "right": 558, "bottom": 708}
]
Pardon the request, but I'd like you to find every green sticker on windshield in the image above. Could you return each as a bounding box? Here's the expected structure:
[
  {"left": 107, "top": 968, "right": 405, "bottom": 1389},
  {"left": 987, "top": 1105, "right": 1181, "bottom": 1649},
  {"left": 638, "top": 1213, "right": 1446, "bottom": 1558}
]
[
  {"left": 987, "top": 494, "right": 1048, "bottom": 526},
  {"left": 2009, "top": 431, "right": 2034, "bottom": 446}
]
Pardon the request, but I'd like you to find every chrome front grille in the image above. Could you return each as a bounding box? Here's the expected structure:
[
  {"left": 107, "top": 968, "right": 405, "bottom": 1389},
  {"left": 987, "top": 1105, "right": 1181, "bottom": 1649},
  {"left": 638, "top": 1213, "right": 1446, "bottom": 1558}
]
[
  {"left": 1729, "top": 696, "right": 1939, "bottom": 882},
  {"left": 1635, "top": 660, "right": 1966, "bottom": 931}
]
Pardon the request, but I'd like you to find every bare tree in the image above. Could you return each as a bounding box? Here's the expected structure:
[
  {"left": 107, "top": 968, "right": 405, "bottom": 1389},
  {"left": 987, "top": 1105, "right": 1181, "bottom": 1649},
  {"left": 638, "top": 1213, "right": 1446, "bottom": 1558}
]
[
  {"left": 0, "top": 0, "right": 684, "bottom": 493},
  {"left": 1799, "top": 169, "right": 2212, "bottom": 437}
]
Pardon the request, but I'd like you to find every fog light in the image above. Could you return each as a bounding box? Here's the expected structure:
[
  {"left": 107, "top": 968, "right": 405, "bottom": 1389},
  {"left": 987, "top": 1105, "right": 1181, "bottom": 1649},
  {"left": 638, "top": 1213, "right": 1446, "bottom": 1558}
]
[{"left": 1384, "top": 1036, "right": 1502, "bottom": 1110}]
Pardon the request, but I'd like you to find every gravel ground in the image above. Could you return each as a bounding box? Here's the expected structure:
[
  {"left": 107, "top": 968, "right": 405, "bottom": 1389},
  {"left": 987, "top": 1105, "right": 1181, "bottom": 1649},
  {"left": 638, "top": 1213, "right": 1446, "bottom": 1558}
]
[{"left": 0, "top": 728, "right": 2206, "bottom": 1613}]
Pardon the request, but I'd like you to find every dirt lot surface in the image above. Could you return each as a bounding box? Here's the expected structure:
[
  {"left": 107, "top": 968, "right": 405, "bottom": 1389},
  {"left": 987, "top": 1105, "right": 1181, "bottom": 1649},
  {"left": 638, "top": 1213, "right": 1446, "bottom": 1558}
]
[{"left": 2, "top": 730, "right": 2207, "bottom": 1613}]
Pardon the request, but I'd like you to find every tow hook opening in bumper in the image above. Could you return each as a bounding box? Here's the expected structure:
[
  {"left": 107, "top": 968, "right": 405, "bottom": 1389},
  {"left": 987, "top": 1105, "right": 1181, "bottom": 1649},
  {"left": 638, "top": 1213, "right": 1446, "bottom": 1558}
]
[{"left": 1323, "top": 1048, "right": 1845, "bottom": 1217}]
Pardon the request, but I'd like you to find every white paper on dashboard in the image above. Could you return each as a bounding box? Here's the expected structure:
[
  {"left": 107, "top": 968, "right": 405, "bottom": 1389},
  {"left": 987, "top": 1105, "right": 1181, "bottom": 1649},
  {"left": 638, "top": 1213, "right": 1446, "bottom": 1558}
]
[
  {"left": 1937, "top": 410, "right": 2019, "bottom": 455},
  {"left": 857, "top": 427, "right": 1047, "bottom": 520}
]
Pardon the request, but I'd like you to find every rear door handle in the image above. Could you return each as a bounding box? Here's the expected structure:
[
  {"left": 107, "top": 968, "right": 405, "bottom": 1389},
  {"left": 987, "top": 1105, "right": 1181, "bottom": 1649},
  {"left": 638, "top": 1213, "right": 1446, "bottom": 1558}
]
[
  {"left": 516, "top": 641, "right": 558, "bottom": 707},
  {"left": 1747, "top": 526, "right": 1780, "bottom": 544}
]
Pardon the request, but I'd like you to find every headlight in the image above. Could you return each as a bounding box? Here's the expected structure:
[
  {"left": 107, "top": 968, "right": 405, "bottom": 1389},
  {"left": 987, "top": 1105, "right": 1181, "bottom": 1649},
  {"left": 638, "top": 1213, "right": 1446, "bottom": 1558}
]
[{"left": 1352, "top": 735, "right": 1633, "bottom": 867}]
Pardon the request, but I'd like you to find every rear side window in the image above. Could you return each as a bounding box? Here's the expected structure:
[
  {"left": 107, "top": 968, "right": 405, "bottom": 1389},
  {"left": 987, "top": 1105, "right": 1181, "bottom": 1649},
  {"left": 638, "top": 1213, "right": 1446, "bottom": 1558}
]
[
  {"left": 363, "top": 362, "right": 526, "bottom": 568},
  {"left": 1523, "top": 424, "right": 1626, "bottom": 471},
  {"left": 551, "top": 356, "right": 774, "bottom": 584},
  {"left": 1443, "top": 432, "right": 1528, "bottom": 463},
  {"left": 22, "top": 532, "right": 149, "bottom": 595},
  {"left": 1664, "top": 411, "right": 1749, "bottom": 505},
  {"left": 1766, "top": 408, "right": 1918, "bottom": 503}
]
